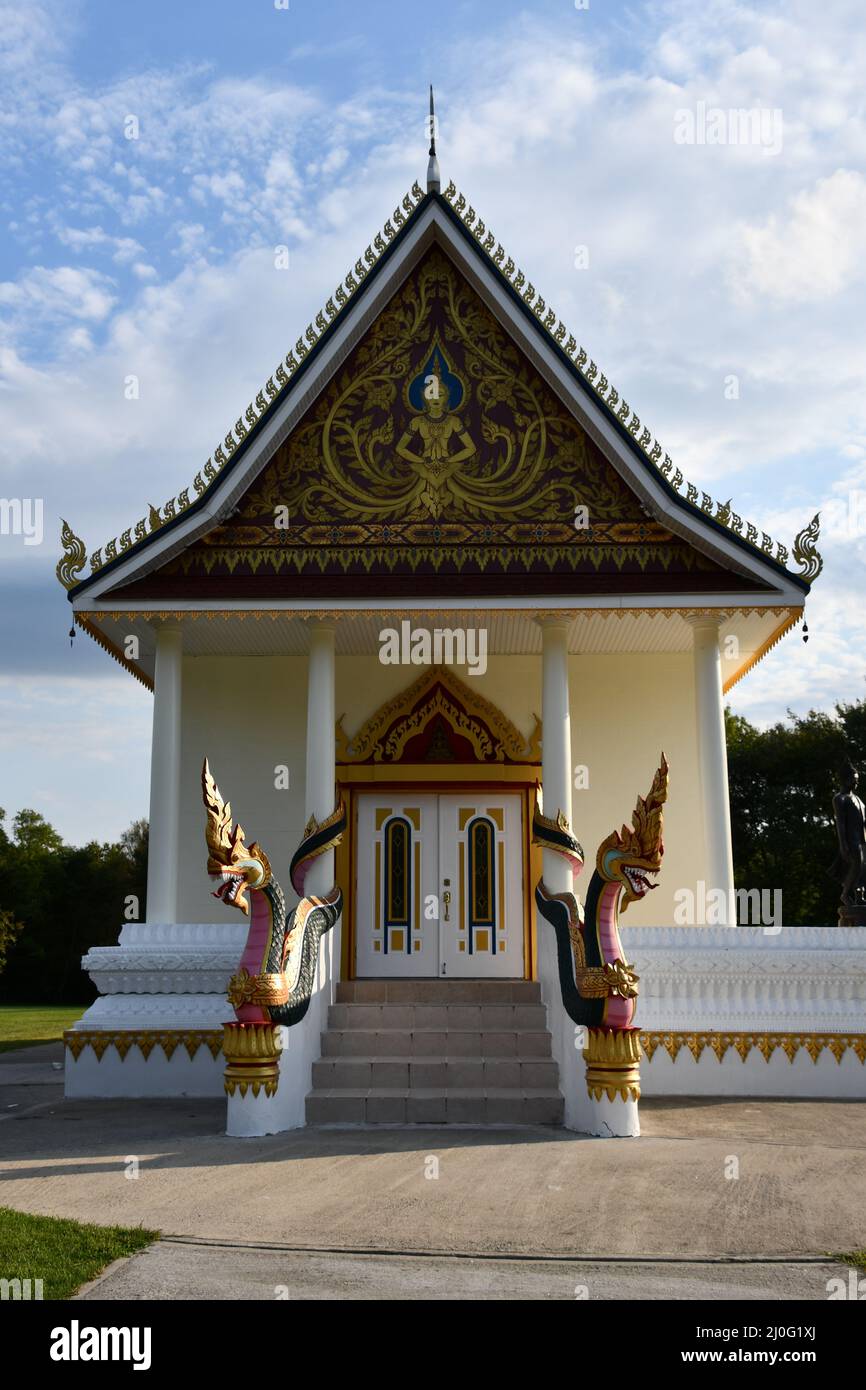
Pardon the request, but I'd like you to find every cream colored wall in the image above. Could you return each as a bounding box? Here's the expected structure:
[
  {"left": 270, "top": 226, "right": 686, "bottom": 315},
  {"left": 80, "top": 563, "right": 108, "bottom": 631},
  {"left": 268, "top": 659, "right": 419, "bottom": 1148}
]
[
  {"left": 177, "top": 650, "right": 705, "bottom": 929},
  {"left": 569, "top": 653, "right": 703, "bottom": 927},
  {"left": 177, "top": 655, "right": 308, "bottom": 923}
]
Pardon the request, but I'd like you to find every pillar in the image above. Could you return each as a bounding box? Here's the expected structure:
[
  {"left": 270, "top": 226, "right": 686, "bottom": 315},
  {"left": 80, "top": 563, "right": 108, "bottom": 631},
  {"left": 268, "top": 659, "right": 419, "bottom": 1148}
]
[
  {"left": 146, "top": 624, "right": 182, "bottom": 923},
  {"left": 539, "top": 619, "right": 638, "bottom": 1137},
  {"left": 540, "top": 621, "right": 573, "bottom": 898},
  {"left": 305, "top": 621, "right": 336, "bottom": 897},
  {"left": 691, "top": 616, "right": 735, "bottom": 910}
]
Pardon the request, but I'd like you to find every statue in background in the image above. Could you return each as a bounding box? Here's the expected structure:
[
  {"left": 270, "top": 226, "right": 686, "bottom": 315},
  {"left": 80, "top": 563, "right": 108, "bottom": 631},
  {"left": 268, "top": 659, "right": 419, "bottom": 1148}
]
[{"left": 830, "top": 759, "right": 866, "bottom": 925}]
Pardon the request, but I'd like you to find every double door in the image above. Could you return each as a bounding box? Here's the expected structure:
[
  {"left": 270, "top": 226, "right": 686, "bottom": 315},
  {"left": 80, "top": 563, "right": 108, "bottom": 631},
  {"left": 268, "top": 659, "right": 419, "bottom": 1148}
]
[{"left": 355, "top": 792, "right": 525, "bottom": 977}]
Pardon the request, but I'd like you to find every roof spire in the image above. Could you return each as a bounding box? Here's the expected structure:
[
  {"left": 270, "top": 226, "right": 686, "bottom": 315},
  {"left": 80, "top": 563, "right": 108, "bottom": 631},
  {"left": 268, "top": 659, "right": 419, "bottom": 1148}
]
[{"left": 427, "top": 84, "right": 440, "bottom": 194}]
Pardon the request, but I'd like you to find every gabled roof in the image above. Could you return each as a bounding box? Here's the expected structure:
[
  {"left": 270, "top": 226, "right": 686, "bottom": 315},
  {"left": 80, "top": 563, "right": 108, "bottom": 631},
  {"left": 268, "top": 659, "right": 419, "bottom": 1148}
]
[{"left": 57, "top": 176, "right": 823, "bottom": 604}]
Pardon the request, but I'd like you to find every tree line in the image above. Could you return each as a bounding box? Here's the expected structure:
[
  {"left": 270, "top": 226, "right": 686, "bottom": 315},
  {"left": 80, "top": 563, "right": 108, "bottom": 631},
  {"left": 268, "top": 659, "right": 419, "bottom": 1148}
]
[{"left": 0, "top": 697, "right": 862, "bottom": 1001}]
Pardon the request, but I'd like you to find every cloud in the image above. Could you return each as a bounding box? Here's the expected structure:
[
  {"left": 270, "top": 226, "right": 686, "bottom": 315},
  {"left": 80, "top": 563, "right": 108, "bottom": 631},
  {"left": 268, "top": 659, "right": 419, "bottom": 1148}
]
[
  {"left": 730, "top": 169, "right": 866, "bottom": 303},
  {"left": 0, "top": 265, "right": 116, "bottom": 327}
]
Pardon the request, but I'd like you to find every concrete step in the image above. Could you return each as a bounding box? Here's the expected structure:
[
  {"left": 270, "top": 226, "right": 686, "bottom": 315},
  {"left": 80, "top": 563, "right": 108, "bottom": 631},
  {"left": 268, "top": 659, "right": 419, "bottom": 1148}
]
[
  {"left": 320, "top": 1028, "right": 553, "bottom": 1058},
  {"left": 306, "top": 1088, "right": 564, "bottom": 1126},
  {"left": 336, "top": 979, "right": 541, "bottom": 1004},
  {"left": 326, "top": 1002, "right": 549, "bottom": 1031},
  {"left": 311, "top": 1056, "right": 559, "bottom": 1090}
]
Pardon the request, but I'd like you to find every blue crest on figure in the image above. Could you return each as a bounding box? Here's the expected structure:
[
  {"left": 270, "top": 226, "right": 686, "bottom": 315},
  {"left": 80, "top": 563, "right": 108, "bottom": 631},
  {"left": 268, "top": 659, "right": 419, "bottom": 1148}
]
[{"left": 407, "top": 346, "right": 465, "bottom": 412}]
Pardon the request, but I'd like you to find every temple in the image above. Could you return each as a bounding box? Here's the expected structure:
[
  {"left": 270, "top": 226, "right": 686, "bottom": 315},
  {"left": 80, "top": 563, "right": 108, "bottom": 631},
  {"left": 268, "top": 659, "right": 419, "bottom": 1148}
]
[{"left": 58, "top": 115, "right": 865, "bottom": 1135}]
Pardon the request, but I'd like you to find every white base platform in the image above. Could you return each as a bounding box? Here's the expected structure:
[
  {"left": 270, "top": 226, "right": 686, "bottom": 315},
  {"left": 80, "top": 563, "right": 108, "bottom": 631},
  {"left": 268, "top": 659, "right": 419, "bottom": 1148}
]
[
  {"left": 65, "top": 922, "right": 866, "bottom": 1103},
  {"left": 620, "top": 925, "right": 866, "bottom": 1098},
  {"left": 64, "top": 922, "right": 245, "bottom": 1099}
]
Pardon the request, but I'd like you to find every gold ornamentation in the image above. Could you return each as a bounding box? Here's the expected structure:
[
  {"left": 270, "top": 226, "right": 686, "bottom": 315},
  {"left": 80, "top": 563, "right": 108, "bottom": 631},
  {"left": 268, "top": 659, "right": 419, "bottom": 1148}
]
[
  {"left": 791, "top": 513, "right": 823, "bottom": 582},
  {"left": 583, "top": 1027, "right": 641, "bottom": 1102},
  {"left": 226, "top": 967, "right": 290, "bottom": 1009},
  {"left": 335, "top": 664, "right": 542, "bottom": 765},
  {"left": 64, "top": 1029, "right": 223, "bottom": 1061},
  {"left": 222, "top": 1021, "right": 283, "bottom": 1099},
  {"left": 56, "top": 520, "right": 87, "bottom": 589},
  {"left": 639, "top": 1031, "right": 866, "bottom": 1065}
]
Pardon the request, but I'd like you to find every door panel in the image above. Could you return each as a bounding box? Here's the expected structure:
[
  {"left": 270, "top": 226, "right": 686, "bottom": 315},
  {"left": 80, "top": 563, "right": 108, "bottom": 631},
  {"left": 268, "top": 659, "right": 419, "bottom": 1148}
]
[
  {"left": 437, "top": 795, "right": 525, "bottom": 978},
  {"left": 355, "top": 795, "right": 439, "bottom": 976}
]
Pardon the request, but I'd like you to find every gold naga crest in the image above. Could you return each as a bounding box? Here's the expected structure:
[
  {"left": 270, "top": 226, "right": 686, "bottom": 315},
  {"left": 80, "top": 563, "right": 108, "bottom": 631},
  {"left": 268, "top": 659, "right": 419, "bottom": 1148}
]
[
  {"left": 596, "top": 754, "right": 669, "bottom": 906},
  {"left": 201, "top": 759, "right": 272, "bottom": 914}
]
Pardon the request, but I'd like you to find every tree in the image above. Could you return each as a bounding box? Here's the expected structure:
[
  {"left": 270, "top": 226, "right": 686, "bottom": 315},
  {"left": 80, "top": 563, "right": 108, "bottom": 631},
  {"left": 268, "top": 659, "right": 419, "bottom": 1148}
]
[
  {"left": 12, "top": 809, "right": 63, "bottom": 856},
  {"left": 0, "top": 815, "right": 149, "bottom": 1003},
  {"left": 0, "top": 909, "right": 23, "bottom": 976},
  {"left": 726, "top": 700, "right": 863, "bottom": 926}
]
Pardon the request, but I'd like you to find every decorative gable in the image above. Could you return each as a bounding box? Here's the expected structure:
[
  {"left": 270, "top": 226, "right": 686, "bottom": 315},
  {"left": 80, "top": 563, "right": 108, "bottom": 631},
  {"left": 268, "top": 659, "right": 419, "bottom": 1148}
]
[{"left": 110, "top": 245, "right": 757, "bottom": 602}]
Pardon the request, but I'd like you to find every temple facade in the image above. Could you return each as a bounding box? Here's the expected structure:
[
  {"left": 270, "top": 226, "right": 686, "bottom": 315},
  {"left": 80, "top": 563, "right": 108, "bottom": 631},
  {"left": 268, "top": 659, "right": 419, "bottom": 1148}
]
[{"left": 58, "top": 158, "right": 866, "bottom": 1135}]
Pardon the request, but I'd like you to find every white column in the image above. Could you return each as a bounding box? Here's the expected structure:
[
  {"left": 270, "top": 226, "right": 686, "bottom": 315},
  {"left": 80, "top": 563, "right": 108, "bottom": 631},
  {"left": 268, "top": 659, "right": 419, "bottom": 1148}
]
[
  {"left": 540, "top": 621, "right": 573, "bottom": 897},
  {"left": 691, "top": 616, "right": 735, "bottom": 909},
  {"left": 146, "top": 624, "right": 182, "bottom": 923},
  {"left": 305, "top": 621, "right": 336, "bottom": 897}
]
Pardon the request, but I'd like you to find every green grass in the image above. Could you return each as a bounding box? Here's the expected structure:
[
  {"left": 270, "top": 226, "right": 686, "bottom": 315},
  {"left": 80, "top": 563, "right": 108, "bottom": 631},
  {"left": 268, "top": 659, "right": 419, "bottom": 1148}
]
[
  {"left": 0, "top": 1004, "right": 87, "bottom": 1052},
  {"left": 837, "top": 1250, "right": 866, "bottom": 1272},
  {"left": 0, "top": 1207, "right": 157, "bottom": 1300}
]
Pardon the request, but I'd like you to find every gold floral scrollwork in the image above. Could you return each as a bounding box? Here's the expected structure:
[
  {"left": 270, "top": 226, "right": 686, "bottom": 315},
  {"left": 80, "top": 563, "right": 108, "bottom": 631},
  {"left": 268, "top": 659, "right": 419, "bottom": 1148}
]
[
  {"left": 63, "top": 1029, "right": 224, "bottom": 1062},
  {"left": 226, "top": 967, "right": 290, "bottom": 1009},
  {"left": 56, "top": 520, "right": 87, "bottom": 589},
  {"left": 638, "top": 1031, "right": 866, "bottom": 1065}
]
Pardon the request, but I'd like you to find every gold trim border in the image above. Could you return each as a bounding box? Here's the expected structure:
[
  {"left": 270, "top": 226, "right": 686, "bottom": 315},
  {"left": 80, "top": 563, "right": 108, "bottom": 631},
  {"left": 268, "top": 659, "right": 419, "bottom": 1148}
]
[
  {"left": 63, "top": 1029, "right": 223, "bottom": 1062},
  {"left": 640, "top": 1031, "right": 866, "bottom": 1065}
]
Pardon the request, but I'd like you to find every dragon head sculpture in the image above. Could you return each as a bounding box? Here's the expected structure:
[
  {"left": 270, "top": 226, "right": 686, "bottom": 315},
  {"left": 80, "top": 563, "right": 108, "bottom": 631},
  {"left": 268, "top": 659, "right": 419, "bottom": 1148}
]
[
  {"left": 202, "top": 758, "right": 272, "bottom": 916},
  {"left": 595, "top": 753, "right": 668, "bottom": 910}
]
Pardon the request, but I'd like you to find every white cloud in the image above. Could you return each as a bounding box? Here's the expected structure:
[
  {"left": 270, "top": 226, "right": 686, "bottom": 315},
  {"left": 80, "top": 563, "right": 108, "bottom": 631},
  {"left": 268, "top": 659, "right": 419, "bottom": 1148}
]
[
  {"left": 730, "top": 169, "right": 866, "bottom": 303},
  {"left": 0, "top": 265, "right": 116, "bottom": 325}
]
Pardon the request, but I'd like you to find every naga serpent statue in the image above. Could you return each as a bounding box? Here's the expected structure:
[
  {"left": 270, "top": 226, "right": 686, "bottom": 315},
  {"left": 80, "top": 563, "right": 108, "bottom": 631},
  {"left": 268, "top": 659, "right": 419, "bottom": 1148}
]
[
  {"left": 533, "top": 755, "right": 669, "bottom": 1103},
  {"left": 202, "top": 759, "right": 346, "bottom": 1097}
]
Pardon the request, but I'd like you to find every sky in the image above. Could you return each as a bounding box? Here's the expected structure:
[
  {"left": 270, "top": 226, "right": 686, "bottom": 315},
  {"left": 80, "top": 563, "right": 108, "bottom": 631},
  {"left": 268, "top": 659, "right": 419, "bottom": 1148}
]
[{"left": 0, "top": 0, "right": 864, "bottom": 843}]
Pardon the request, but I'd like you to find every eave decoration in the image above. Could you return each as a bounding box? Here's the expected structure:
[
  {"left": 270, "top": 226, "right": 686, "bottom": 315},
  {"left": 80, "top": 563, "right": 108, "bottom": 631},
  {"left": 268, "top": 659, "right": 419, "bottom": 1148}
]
[{"left": 336, "top": 665, "right": 542, "bottom": 765}]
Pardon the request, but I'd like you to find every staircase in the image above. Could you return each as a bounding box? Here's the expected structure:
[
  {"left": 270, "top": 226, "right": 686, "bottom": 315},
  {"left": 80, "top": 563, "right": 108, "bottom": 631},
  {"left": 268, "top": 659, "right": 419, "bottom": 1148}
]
[{"left": 306, "top": 979, "right": 563, "bottom": 1125}]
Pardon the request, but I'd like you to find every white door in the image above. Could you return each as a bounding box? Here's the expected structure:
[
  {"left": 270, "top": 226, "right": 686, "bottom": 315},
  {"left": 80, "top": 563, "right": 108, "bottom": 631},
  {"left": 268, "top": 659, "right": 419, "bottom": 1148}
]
[
  {"left": 356, "top": 795, "right": 439, "bottom": 976},
  {"left": 437, "top": 795, "right": 525, "bottom": 978},
  {"left": 355, "top": 791, "right": 525, "bottom": 978}
]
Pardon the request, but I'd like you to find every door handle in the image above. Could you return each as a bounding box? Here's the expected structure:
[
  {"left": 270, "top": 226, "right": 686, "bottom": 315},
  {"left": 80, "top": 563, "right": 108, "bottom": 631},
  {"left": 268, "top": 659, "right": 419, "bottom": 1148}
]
[{"left": 442, "top": 890, "right": 451, "bottom": 922}]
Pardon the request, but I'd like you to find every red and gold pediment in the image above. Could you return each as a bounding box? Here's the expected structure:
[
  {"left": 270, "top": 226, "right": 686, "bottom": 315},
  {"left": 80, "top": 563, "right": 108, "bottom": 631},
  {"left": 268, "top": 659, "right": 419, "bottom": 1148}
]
[
  {"left": 336, "top": 666, "right": 541, "bottom": 765},
  {"left": 112, "top": 244, "right": 762, "bottom": 601}
]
